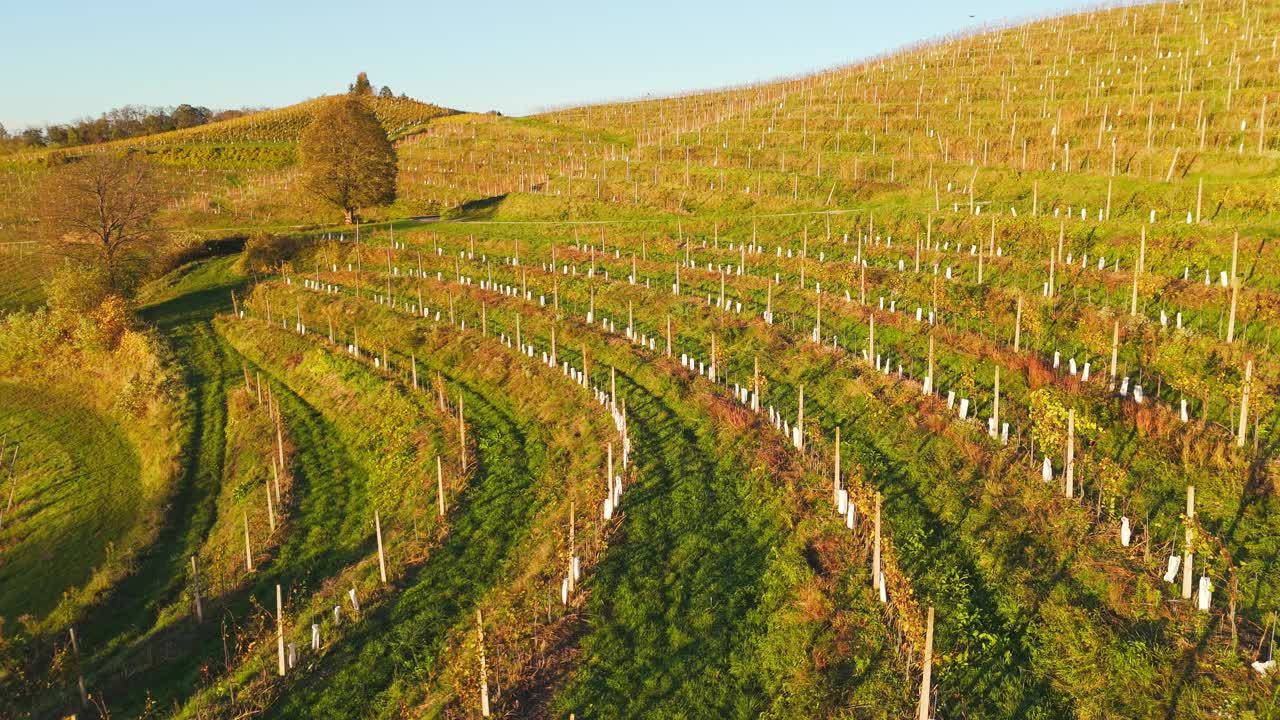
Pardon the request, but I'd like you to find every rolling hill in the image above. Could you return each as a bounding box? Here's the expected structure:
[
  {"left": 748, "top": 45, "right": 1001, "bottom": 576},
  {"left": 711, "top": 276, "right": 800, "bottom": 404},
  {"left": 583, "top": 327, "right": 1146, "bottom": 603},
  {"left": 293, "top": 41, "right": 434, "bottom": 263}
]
[{"left": 1, "top": 1, "right": 1278, "bottom": 718}]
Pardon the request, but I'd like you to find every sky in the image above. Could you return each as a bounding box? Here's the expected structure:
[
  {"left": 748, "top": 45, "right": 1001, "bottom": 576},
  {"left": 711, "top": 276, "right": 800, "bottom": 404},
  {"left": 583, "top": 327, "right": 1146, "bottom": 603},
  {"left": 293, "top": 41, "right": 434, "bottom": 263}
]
[{"left": 1, "top": 0, "right": 1089, "bottom": 132}]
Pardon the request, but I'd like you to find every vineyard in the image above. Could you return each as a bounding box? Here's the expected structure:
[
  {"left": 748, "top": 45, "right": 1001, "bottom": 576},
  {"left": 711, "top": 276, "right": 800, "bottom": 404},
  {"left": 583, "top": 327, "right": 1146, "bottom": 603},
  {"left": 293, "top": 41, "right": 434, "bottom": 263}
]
[{"left": 2, "top": 0, "right": 1279, "bottom": 718}]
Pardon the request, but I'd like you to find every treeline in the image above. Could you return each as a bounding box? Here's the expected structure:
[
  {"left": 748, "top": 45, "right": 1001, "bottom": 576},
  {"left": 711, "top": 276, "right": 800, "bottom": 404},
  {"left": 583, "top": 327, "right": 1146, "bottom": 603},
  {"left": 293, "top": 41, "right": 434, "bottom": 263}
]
[{"left": 0, "top": 104, "right": 264, "bottom": 152}]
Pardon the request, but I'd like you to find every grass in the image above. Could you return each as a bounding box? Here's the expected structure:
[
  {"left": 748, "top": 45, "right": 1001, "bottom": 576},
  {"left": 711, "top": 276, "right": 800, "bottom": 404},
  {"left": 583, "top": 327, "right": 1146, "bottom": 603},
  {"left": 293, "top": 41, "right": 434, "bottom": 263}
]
[
  {"left": 0, "top": 383, "right": 141, "bottom": 620},
  {"left": 6, "top": 0, "right": 1280, "bottom": 716},
  {"left": 303, "top": 218, "right": 1274, "bottom": 716},
  {"left": 246, "top": 268, "right": 915, "bottom": 716},
  {"left": 217, "top": 292, "right": 577, "bottom": 717},
  {"left": 554, "top": 367, "right": 787, "bottom": 717},
  {"left": 266, "top": 376, "right": 537, "bottom": 718},
  {"left": 0, "top": 245, "right": 49, "bottom": 314},
  {"left": 23, "top": 257, "right": 253, "bottom": 718}
]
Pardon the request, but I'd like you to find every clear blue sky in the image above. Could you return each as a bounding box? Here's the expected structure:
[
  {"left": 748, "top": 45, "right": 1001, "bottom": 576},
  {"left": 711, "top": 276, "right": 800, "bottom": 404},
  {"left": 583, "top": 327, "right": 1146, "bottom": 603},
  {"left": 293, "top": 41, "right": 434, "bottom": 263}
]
[{"left": 1, "top": 0, "right": 1087, "bottom": 132}]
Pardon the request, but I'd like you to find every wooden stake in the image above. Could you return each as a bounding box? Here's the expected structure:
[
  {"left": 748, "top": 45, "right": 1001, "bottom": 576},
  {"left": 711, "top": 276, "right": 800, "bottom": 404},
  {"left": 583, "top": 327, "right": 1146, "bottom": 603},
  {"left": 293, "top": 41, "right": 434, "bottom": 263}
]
[
  {"left": 69, "top": 627, "right": 86, "bottom": 707},
  {"left": 1014, "top": 296, "right": 1023, "bottom": 352},
  {"left": 276, "top": 420, "right": 285, "bottom": 471},
  {"left": 191, "top": 556, "right": 203, "bottom": 623},
  {"left": 834, "top": 426, "right": 842, "bottom": 504},
  {"left": 375, "top": 510, "right": 388, "bottom": 584},
  {"left": 477, "top": 609, "right": 491, "bottom": 717},
  {"left": 918, "top": 607, "right": 935, "bottom": 720},
  {"left": 869, "top": 313, "right": 876, "bottom": 364},
  {"left": 1065, "top": 409, "right": 1076, "bottom": 499},
  {"left": 927, "top": 334, "right": 935, "bottom": 394},
  {"left": 796, "top": 385, "right": 805, "bottom": 451},
  {"left": 872, "top": 492, "right": 882, "bottom": 589},
  {"left": 266, "top": 475, "right": 276, "bottom": 532},
  {"left": 1182, "top": 486, "right": 1195, "bottom": 600},
  {"left": 1227, "top": 231, "right": 1240, "bottom": 343},
  {"left": 752, "top": 357, "right": 760, "bottom": 412},
  {"left": 1131, "top": 227, "right": 1145, "bottom": 316},
  {"left": 710, "top": 334, "right": 717, "bottom": 383},
  {"left": 1238, "top": 360, "right": 1253, "bottom": 448},
  {"left": 1109, "top": 320, "right": 1120, "bottom": 388},
  {"left": 437, "top": 456, "right": 446, "bottom": 517},
  {"left": 993, "top": 367, "right": 1001, "bottom": 435},
  {"left": 244, "top": 511, "right": 254, "bottom": 573},
  {"left": 276, "top": 584, "right": 286, "bottom": 676},
  {"left": 458, "top": 393, "right": 467, "bottom": 471}
]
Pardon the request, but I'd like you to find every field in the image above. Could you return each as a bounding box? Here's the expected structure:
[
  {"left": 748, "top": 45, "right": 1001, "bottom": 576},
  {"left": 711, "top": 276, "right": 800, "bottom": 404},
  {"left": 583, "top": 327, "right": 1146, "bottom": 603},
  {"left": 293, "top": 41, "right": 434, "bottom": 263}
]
[
  {"left": 0, "top": 383, "right": 141, "bottom": 619},
  {"left": 1, "top": 0, "right": 1279, "bottom": 718}
]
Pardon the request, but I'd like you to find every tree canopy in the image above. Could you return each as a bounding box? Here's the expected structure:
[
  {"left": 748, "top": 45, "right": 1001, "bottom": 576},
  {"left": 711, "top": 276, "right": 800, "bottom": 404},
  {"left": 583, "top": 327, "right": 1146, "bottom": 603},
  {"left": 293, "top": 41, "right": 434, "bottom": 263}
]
[
  {"left": 298, "top": 96, "right": 397, "bottom": 223},
  {"left": 6, "top": 104, "right": 253, "bottom": 151},
  {"left": 39, "top": 152, "right": 168, "bottom": 293}
]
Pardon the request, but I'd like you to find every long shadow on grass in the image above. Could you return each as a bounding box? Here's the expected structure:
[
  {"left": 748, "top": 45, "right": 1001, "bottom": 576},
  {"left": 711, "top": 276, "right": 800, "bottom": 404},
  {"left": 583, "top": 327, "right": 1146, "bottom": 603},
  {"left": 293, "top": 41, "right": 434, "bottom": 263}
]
[
  {"left": 553, "top": 369, "right": 781, "bottom": 719},
  {"left": 24, "top": 260, "right": 250, "bottom": 718},
  {"left": 267, "top": 377, "right": 537, "bottom": 719},
  {"left": 71, "top": 262, "right": 247, "bottom": 658},
  {"left": 86, "top": 369, "right": 377, "bottom": 718},
  {"left": 58, "top": 259, "right": 375, "bottom": 718},
  {"left": 777, "top": 374, "right": 1073, "bottom": 719},
  {"left": 0, "top": 385, "right": 140, "bottom": 621}
]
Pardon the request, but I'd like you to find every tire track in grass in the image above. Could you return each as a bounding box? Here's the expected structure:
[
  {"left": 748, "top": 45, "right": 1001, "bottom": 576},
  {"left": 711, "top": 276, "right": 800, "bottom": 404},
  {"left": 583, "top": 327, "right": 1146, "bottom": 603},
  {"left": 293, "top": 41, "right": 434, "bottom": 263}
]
[
  {"left": 555, "top": 368, "right": 782, "bottom": 719},
  {"left": 237, "top": 286, "right": 619, "bottom": 716},
  {"left": 219, "top": 331, "right": 375, "bottom": 587},
  {"left": 72, "top": 261, "right": 376, "bottom": 718},
  {"left": 90, "top": 372, "right": 373, "bottom": 717},
  {"left": 325, "top": 268, "right": 788, "bottom": 714},
  {"left": 290, "top": 265, "right": 897, "bottom": 713},
  {"left": 331, "top": 265, "right": 837, "bottom": 715},
  {"left": 269, "top": 377, "right": 539, "bottom": 719},
  {"left": 258, "top": 382, "right": 370, "bottom": 585},
  {"left": 75, "top": 259, "right": 246, "bottom": 661}
]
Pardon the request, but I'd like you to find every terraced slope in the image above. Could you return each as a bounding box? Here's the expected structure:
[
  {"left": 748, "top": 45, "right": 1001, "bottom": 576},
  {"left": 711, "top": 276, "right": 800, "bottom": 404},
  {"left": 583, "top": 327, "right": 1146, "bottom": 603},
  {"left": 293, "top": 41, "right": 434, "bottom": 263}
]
[{"left": 4, "top": 0, "right": 1280, "bottom": 717}]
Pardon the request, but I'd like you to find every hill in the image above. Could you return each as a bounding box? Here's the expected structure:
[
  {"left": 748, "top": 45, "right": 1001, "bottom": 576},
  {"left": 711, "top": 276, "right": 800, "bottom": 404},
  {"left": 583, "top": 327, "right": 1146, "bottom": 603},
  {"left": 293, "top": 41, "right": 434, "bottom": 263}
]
[{"left": 2, "top": 2, "right": 1279, "bottom": 718}]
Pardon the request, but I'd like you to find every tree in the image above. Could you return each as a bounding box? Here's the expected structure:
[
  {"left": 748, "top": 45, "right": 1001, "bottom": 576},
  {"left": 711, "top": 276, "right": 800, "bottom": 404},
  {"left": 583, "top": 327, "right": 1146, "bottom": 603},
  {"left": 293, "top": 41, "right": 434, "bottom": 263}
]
[
  {"left": 0, "top": 122, "right": 7, "bottom": 140},
  {"left": 45, "top": 125, "right": 69, "bottom": 146},
  {"left": 20, "top": 128, "right": 44, "bottom": 147},
  {"left": 379, "top": 85, "right": 394, "bottom": 98},
  {"left": 299, "top": 96, "right": 396, "bottom": 223},
  {"left": 349, "top": 72, "right": 374, "bottom": 95},
  {"left": 39, "top": 153, "right": 167, "bottom": 293},
  {"left": 172, "top": 104, "right": 212, "bottom": 129}
]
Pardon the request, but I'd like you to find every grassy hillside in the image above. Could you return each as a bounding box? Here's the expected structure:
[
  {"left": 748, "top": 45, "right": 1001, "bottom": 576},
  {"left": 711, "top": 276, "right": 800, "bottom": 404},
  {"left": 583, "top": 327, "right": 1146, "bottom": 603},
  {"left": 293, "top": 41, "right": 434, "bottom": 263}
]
[
  {"left": 0, "top": 383, "right": 141, "bottom": 620},
  {"left": 2, "top": 0, "right": 1279, "bottom": 718},
  {"left": 0, "top": 95, "right": 458, "bottom": 245}
]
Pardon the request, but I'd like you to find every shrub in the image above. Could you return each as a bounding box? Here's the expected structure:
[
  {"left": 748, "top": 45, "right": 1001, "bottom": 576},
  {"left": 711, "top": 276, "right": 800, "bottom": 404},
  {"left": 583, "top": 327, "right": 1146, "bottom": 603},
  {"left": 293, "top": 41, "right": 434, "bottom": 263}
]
[
  {"left": 92, "top": 295, "right": 131, "bottom": 350},
  {"left": 239, "top": 232, "right": 303, "bottom": 273},
  {"left": 43, "top": 265, "right": 113, "bottom": 316}
]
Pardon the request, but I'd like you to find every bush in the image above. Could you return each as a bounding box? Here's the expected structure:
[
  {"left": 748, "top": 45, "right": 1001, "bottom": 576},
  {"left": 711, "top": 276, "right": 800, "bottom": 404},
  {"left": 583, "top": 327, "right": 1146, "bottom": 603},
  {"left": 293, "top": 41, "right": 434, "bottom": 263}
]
[
  {"left": 43, "top": 265, "right": 113, "bottom": 316},
  {"left": 239, "top": 232, "right": 303, "bottom": 273},
  {"left": 92, "top": 295, "right": 131, "bottom": 350}
]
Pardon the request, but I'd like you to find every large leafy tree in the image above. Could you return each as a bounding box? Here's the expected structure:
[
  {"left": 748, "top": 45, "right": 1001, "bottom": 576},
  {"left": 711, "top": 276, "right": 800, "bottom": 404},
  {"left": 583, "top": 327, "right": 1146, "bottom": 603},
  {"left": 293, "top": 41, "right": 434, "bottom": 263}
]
[
  {"left": 172, "top": 103, "right": 212, "bottom": 129},
  {"left": 39, "top": 152, "right": 167, "bottom": 293},
  {"left": 299, "top": 96, "right": 397, "bottom": 224}
]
